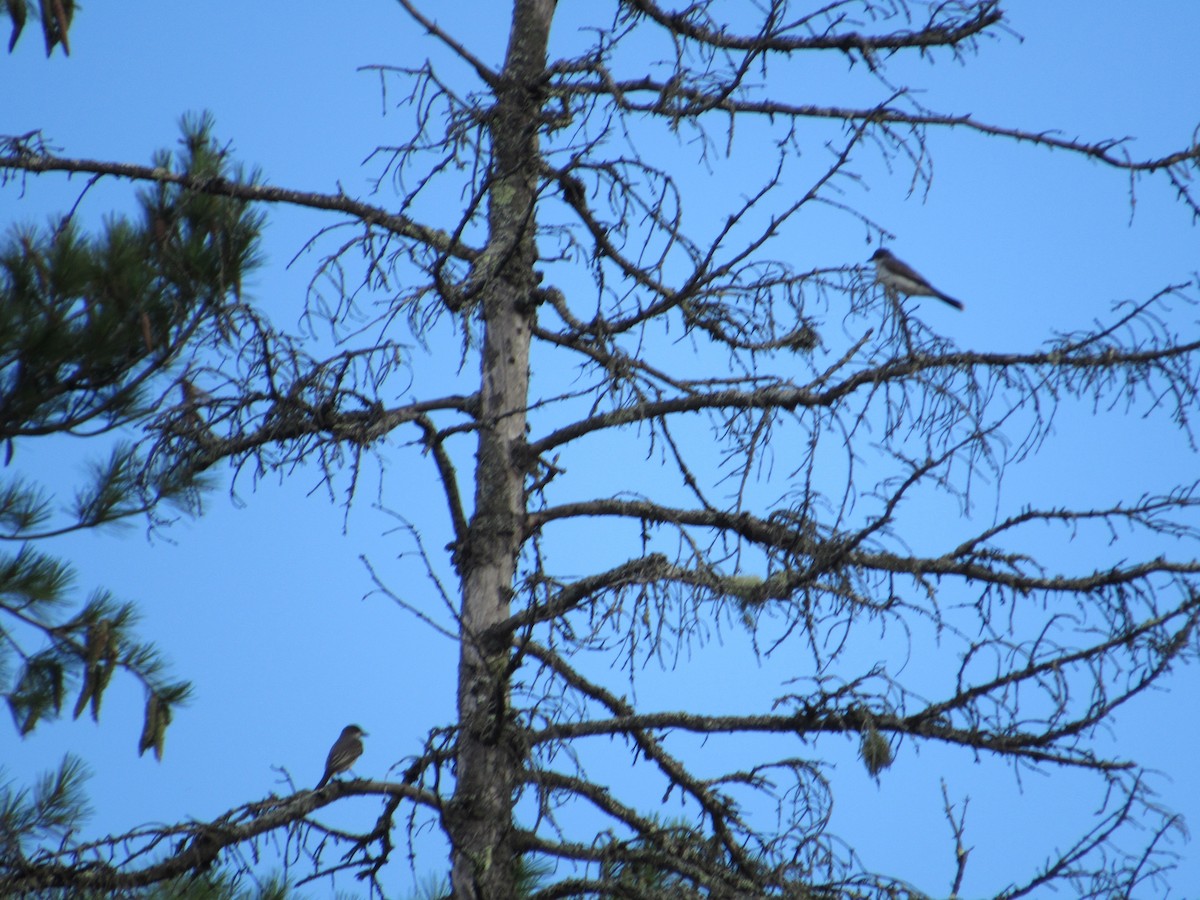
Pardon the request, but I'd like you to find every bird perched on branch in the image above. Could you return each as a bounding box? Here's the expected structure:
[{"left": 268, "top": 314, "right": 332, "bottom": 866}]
[
  {"left": 316, "top": 724, "right": 367, "bottom": 789},
  {"left": 870, "top": 247, "right": 964, "bottom": 310}
]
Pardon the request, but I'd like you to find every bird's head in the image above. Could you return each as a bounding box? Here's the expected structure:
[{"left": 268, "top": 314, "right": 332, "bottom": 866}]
[
  {"left": 870, "top": 248, "right": 894, "bottom": 262},
  {"left": 343, "top": 725, "right": 367, "bottom": 739}
]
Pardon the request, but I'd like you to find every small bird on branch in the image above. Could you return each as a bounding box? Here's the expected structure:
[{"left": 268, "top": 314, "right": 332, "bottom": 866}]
[
  {"left": 870, "top": 247, "right": 964, "bottom": 310},
  {"left": 316, "top": 724, "right": 367, "bottom": 789}
]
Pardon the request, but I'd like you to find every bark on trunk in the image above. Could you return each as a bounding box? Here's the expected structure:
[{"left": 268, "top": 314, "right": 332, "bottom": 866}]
[{"left": 449, "top": 2, "right": 555, "bottom": 898}]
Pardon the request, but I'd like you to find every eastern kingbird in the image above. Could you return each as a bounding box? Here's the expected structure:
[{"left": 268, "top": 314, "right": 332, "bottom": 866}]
[
  {"left": 316, "top": 724, "right": 367, "bottom": 789},
  {"left": 870, "top": 248, "right": 964, "bottom": 310}
]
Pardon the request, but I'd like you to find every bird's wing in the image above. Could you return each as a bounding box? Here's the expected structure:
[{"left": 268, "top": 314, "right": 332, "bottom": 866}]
[{"left": 884, "top": 255, "right": 932, "bottom": 287}]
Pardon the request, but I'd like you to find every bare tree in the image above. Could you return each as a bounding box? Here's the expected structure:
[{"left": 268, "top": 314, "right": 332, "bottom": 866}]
[{"left": 4, "top": 1, "right": 1200, "bottom": 898}]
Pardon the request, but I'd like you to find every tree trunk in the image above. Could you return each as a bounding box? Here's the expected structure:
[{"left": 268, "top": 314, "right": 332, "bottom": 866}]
[{"left": 449, "top": 2, "right": 553, "bottom": 897}]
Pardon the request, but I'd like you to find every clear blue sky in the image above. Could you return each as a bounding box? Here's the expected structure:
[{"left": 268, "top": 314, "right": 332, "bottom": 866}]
[{"left": 4, "top": 2, "right": 1200, "bottom": 896}]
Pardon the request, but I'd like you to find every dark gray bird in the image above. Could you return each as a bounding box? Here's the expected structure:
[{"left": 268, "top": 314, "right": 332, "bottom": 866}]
[
  {"left": 870, "top": 248, "right": 964, "bottom": 310},
  {"left": 316, "top": 725, "right": 367, "bottom": 789}
]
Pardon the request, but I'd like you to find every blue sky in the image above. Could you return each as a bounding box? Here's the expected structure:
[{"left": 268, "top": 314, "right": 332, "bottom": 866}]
[{"left": 4, "top": 2, "right": 1200, "bottom": 896}]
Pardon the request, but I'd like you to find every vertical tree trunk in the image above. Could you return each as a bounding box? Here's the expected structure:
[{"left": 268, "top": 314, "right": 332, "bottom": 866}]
[{"left": 449, "top": 2, "right": 554, "bottom": 897}]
